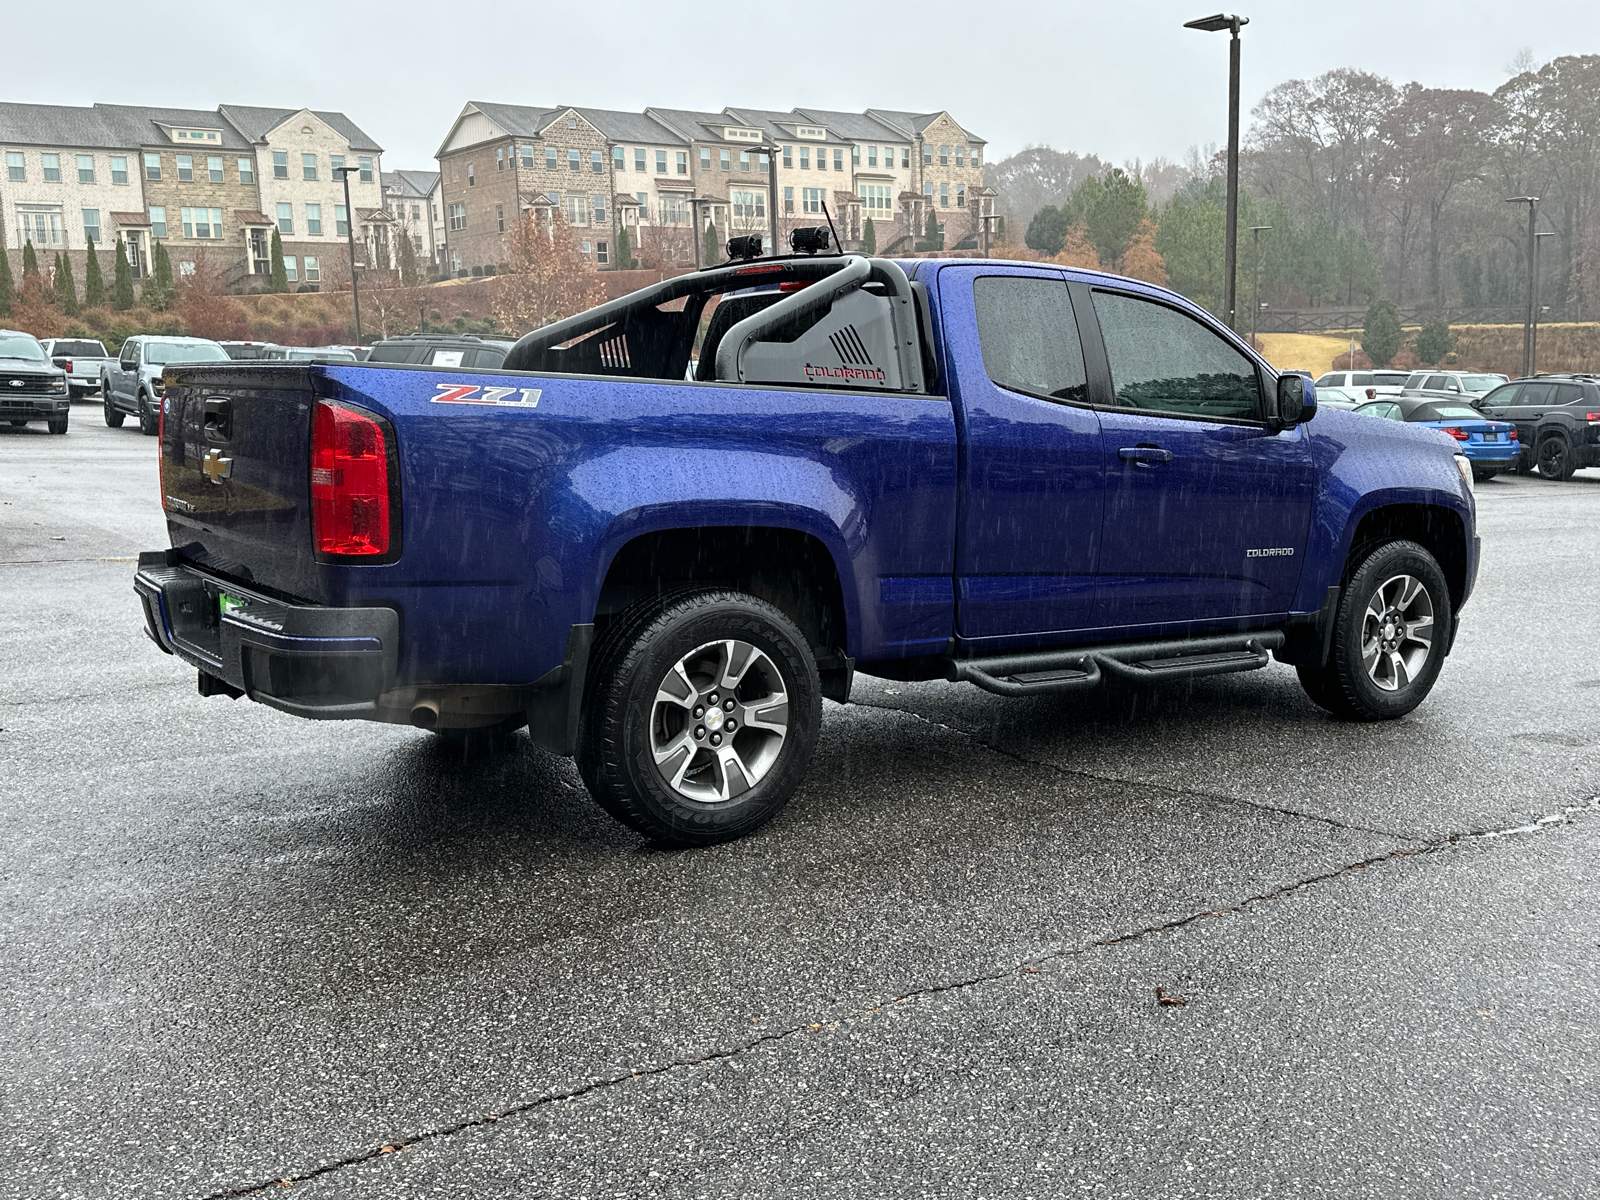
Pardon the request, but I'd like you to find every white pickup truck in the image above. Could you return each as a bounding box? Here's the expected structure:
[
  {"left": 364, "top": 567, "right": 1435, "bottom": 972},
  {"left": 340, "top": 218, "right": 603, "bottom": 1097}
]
[{"left": 40, "top": 338, "right": 114, "bottom": 399}]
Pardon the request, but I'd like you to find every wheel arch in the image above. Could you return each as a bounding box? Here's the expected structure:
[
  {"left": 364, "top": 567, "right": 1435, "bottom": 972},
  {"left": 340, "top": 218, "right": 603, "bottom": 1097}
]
[{"left": 1342, "top": 502, "right": 1470, "bottom": 614}]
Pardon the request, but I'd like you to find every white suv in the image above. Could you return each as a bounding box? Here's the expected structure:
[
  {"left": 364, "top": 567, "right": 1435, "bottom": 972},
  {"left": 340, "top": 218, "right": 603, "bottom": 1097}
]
[{"left": 1313, "top": 369, "right": 1411, "bottom": 397}]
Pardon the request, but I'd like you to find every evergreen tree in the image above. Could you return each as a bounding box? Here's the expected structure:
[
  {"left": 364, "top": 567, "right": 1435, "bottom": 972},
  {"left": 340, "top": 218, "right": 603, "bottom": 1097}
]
[
  {"left": 616, "top": 228, "right": 634, "bottom": 270},
  {"left": 83, "top": 237, "right": 104, "bottom": 307},
  {"left": 1025, "top": 205, "right": 1070, "bottom": 255},
  {"left": 56, "top": 252, "right": 78, "bottom": 315},
  {"left": 396, "top": 228, "right": 420, "bottom": 287},
  {"left": 113, "top": 237, "right": 135, "bottom": 310},
  {"left": 0, "top": 246, "right": 13, "bottom": 317},
  {"left": 1415, "top": 319, "right": 1454, "bottom": 365},
  {"left": 923, "top": 210, "right": 943, "bottom": 251},
  {"left": 269, "top": 230, "right": 289, "bottom": 293},
  {"left": 22, "top": 241, "right": 38, "bottom": 277},
  {"left": 703, "top": 220, "right": 719, "bottom": 266},
  {"left": 863, "top": 218, "right": 876, "bottom": 254},
  {"left": 1361, "top": 299, "right": 1403, "bottom": 368},
  {"left": 141, "top": 242, "right": 174, "bottom": 310}
]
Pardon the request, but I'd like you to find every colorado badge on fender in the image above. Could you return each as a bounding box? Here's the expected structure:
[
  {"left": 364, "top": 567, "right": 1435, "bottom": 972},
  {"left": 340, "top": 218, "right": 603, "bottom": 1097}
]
[{"left": 430, "top": 383, "right": 542, "bottom": 407}]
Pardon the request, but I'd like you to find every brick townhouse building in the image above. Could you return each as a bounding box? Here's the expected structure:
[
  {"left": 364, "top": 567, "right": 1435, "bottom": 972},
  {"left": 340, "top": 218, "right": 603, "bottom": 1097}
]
[
  {"left": 434, "top": 100, "right": 992, "bottom": 273},
  {"left": 382, "top": 169, "right": 443, "bottom": 267},
  {"left": 0, "top": 100, "right": 386, "bottom": 294}
]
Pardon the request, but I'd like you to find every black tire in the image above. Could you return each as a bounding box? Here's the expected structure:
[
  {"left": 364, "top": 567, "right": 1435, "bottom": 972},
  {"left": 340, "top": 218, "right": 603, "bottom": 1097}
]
[
  {"left": 1513, "top": 451, "right": 1533, "bottom": 475},
  {"left": 1296, "top": 539, "right": 1451, "bottom": 721},
  {"left": 47, "top": 415, "right": 68, "bottom": 435},
  {"left": 103, "top": 390, "right": 124, "bottom": 427},
  {"left": 578, "top": 588, "right": 822, "bottom": 847},
  {"left": 1536, "top": 435, "right": 1574, "bottom": 481},
  {"left": 138, "top": 392, "right": 158, "bottom": 436}
]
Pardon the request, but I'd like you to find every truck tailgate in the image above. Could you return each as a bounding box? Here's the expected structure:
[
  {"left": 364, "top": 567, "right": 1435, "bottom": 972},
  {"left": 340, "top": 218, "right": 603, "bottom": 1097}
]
[{"left": 160, "top": 365, "right": 325, "bottom": 602}]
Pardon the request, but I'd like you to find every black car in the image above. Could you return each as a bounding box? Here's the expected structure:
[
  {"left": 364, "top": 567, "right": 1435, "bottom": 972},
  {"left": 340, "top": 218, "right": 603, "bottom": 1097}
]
[
  {"left": 0, "top": 329, "right": 71, "bottom": 434},
  {"left": 1474, "top": 375, "right": 1600, "bottom": 481},
  {"left": 364, "top": 334, "right": 515, "bottom": 370}
]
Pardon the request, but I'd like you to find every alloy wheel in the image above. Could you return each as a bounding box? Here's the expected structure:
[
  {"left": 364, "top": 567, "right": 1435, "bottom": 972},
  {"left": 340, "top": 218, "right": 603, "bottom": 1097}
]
[
  {"left": 1360, "top": 574, "right": 1434, "bottom": 692},
  {"left": 649, "top": 638, "right": 789, "bottom": 804}
]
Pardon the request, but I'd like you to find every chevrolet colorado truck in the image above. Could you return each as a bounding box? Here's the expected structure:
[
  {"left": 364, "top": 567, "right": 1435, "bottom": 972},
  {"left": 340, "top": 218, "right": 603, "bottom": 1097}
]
[{"left": 135, "top": 250, "right": 1480, "bottom": 846}]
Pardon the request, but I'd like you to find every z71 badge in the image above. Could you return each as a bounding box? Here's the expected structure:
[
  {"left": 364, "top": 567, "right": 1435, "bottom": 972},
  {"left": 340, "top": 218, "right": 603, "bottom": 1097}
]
[{"left": 430, "top": 383, "right": 542, "bottom": 408}]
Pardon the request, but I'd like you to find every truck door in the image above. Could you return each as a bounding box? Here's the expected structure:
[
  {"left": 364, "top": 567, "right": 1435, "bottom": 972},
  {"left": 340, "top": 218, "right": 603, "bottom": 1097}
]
[
  {"left": 114, "top": 341, "right": 138, "bottom": 403},
  {"left": 941, "top": 265, "right": 1104, "bottom": 639},
  {"left": 1081, "top": 285, "right": 1316, "bottom": 629}
]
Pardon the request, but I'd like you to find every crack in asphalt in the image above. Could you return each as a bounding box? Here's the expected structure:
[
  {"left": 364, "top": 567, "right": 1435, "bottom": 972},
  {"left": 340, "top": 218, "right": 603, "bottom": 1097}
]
[
  {"left": 200, "top": 787, "right": 1600, "bottom": 1198},
  {"left": 850, "top": 697, "right": 1424, "bottom": 843}
]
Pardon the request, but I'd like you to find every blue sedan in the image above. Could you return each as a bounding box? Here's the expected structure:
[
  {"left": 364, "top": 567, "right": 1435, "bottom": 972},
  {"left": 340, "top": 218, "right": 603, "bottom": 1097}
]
[{"left": 1352, "top": 397, "right": 1521, "bottom": 480}]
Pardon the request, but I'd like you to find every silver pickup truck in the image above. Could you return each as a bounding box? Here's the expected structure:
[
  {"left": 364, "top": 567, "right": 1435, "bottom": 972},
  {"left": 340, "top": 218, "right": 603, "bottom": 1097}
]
[
  {"left": 40, "top": 338, "right": 114, "bottom": 399},
  {"left": 101, "top": 335, "right": 229, "bottom": 434}
]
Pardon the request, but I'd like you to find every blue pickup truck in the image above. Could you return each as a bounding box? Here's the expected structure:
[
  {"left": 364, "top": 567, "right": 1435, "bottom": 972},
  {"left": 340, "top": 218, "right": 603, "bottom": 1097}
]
[{"left": 136, "top": 251, "right": 1479, "bottom": 845}]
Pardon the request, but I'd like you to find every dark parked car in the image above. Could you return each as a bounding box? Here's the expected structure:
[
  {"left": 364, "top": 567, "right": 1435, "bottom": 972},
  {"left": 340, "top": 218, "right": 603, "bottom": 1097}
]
[
  {"left": 0, "top": 329, "right": 71, "bottom": 433},
  {"left": 1353, "top": 396, "right": 1520, "bottom": 480},
  {"left": 364, "top": 334, "right": 514, "bottom": 369},
  {"left": 1473, "top": 375, "right": 1600, "bottom": 481}
]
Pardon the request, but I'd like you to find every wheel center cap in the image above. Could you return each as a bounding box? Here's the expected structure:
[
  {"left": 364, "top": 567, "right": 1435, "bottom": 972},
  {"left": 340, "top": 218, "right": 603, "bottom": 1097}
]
[{"left": 704, "top": 708, "right": 725, "bottom": 732}]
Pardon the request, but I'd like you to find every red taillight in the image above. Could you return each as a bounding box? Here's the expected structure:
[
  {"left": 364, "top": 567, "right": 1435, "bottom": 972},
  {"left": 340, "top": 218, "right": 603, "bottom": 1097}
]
[
  {"left": 1508, "top": 426, "right": 1519, "bottom": 440},
  {"left": 1442, "top": 426, "right": 1470, "bottom": 440},
  {"left": 311, "top": 400, "right": 392, "bottom": 557},
  {"left": 734, "top": 264, "right": 785, "bottom": 276},
  {"left": 158, "top": 394, "right": 168, "bottom": 509},
  {"left": 62, "top": 358, "right": 73, "bottom": 373},
  {"left": 1586, "top": 413, "right": 1600, "bottom": 423}
]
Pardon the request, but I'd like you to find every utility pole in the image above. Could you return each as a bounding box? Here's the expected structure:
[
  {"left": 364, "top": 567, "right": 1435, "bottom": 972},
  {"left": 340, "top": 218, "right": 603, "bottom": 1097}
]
[
  {"left": 1505, "top": 196, "right": 1539, "bottom": 376},
  {"left": 1187, "top": 13, "right": 1249, "bottom": 330},
  {"left": 334, "top": 165, "right": 364, "bottom": 345},
  {"left": 1250, "top": 224, "right": 1271, "bottom": 347}
]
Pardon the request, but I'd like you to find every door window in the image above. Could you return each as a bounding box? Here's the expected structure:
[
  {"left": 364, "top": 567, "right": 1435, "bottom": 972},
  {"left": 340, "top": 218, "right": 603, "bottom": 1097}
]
[
  {"left": 1517, "top": 382, "right": 1556, "bottom": 407},
  {"left": 120, "top": 344, "right": 138, "bottom": 368},
  {"left": 1091, "top": 291, "right": 1261, "bottom": 420},
  {"left": 972, "top": 276, "right": 1087, "bottom": 404},
  {"left": 1480, "top": 384, "right": 1520, "bottom": 408},
  {"left": 1554, "top": 383, "right": 1585, "bottom": 406},
  {"left": 1424, "top": 375, "right": 1450, "bottom": 390}
]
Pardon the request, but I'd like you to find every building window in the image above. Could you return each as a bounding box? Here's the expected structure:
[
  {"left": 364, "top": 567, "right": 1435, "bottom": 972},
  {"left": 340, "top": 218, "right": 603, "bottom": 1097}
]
[
  {"left": 18, "top": 210, "right": 64, "bottom": 246},
  {"left": 516, "top": 145, "right": 530, "bottom": 168},
  {"left": 593, "top": 194, "right": 606, "bottom": 223},
  {"left": 852, "top": 146, "right": 860, "bottom": 166},
  {"left": 939, "top": 146, "right": 950, "bottom": 166},
  {"left": 900, "top": 148, "right": 909, "bottom": 168},
  {"left": 782, "top": 145, "right": 792, "bottom": 169},
  {"left": 799, "top": 147, "right": 810, "bottom": 170},
  {"left": 591, "top": 150, "right": 603, "bottom": 173},
  {"left": 802, "top": 187, "right": 823, "bottom": 214},
  {"left": 301, "top": 153, "right": 317, "bottom": 181},
  {"left": 662, "top": 196, "right": 687, "bottom": 225},
  {"left": 273, "top": 151, "right": 288, "bottom": 179},
  {"left": 860, "top": 184, "right": 891, "bottom": 214},
  {"left": 700, "top": 147, "right": 711, "bottom": 171},
  {"left": 783, "top": 186, "right": 794, "bottom": 214},
  {"left": 496, "top": 204, "right": 504, "bottom": 232},
  {"left": 940, "top": 182, "right": 950, "bottom": 207},
  {"left": 834, "top": 149, "right": 843, "bottom": 171},
  {"left": 676, "top": 151, "right": 687, "bottom": 175},
  {"left": 636, "top": 191, "right": 649, "bottom": 218},
  {"left": 544, "top": 146, "right": 557, "bottom": 171},
  {"left": 955, "top": 148, "right": 965, "bottom": 168},
  {"left": 496, "top": 148, "right": 504, "bottom": 171},
  {"left": 957, "top": 183, "right": 966, "bottom": 207},
  {"left": 581, "top": 240, "right": 591, "bottom": 256},
  {"left": 42, "top": 153, "right": 60, "bottom": 182},
  {"left": 922, "top": 144, "right": 932, "bottom": 165},
  {"left": 448, "top": 202, "right": 466, "bottom": 231},
  {"left": 149, "top": 206, "right": 167, "bottom": 237},
  {"left": 741, "top": 151, "right": 752, "bottom": 172},
  {"left": 283, "top": 256, "right": 298, "bottom": 282},
  {"left": 82, "top": 209, "right": 100, "bottom": 243},
  {"left": 411, "top": 204, "right": 420, "bottom": 220},
  {"left": 635, "top": 148, "right": 646, "bottom": 172},
  {"left": 358, "top": 157, "right": 372, "bottom": 182},
  {"left": 656, "top": 150, "right": 667, "bottom": 174},
  {"left": 972, "top": 149, "right": 981, "bottom": 167},
  {"left": 76, "top": 154, "right": 95, "bottom": 183},
  {"left": 304, "top": 256, "right": 320, "bottom": 283},
  {"left": 923, "top": 182, "right": 933, "bottom": 201},
  {"left": 867, "top": 146, "right": 877, "bottom": 168},
  {"left": 237, "top": 157, "right": 253, "bottom": 184},
  {"left": 568, "top": 149, "right": 580, "bottom": 172},
  {"left": 306, "top": 203, "right": 322, "bottom": 235},
  {"left": 182, "top": 207, "right": 223, "bottom": 238},
  {"left": 613, "top": 146, "right": 625, "bottom": 171},
  {"left": 331, "top": 154, "right": 344, "bottom": 176},
  {"left": 759, "top": 152, "right": 769, "bottom": 174},
  {"left": 6, "top": 152, "right": 23, "bottom": 181},
  {"left": 467, "top": 163, "right": 475, "bottom": 186},
  {"left": 202, "top": 156, "right": 220, "bottom": 183},
  {"left": 176, "top": 155, "right": 194, "bottom": 181},
  {"left": 335, "top": 205, "right": 349, "bottom": 236},
  {"left": 276, "top": 203, "right": 293, "bottom": 234},
  {"left": 596, "top": 240, "right": 608, "bottom": 264},
  {"left": 720, "top": 149, "right": 730, "bottom": 171},
  {"left": 731, "top": 190, "right": 765, "bottom": 220},
  {"left": 564, "top": 194, "right": 587, "bottom": 226}
]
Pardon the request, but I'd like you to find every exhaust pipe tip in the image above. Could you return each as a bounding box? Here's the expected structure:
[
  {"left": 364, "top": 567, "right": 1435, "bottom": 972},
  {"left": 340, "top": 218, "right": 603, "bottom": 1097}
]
[{"left": 409, "top": 700, "right": 440, "bottom": 729}]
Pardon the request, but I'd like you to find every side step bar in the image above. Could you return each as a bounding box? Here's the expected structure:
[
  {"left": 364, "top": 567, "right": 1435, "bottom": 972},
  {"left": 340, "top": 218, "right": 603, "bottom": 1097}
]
[{"left": 948, "top": 631, "right": 1286, "bottom": 697}]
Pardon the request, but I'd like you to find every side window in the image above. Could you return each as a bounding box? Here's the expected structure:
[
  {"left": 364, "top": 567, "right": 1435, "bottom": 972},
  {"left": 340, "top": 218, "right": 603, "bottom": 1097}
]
[
  {"left": 1518, "top": 382, "right": 1555, "bottom": 407},
  {"left": 1553, "top": 383, "right": 1585, "bottom": 406},
  {"left": 1091, "top": 290, "right": 1261, "bottom": 420},
  {"left": 1481, "top": 384, "right": 1520, "bottom": 407},
  {"left": 120, "top": 342, "right": 138, "bottom": 368},
  {"left": 1424, "top": 375, "right": 1449, "bottom": 390},
  {"left": 1351, "top": 373, "right": 1373, "bottom": 386},
  {"left": 972, "top": 275, "right": 1087, "bottom": 403}
]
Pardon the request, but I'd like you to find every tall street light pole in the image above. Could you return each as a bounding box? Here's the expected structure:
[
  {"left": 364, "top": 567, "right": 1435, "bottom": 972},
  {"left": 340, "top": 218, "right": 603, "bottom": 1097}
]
[
  {"left": 1533, "top": 229, "right": 1555, "bottom": 376},
  {"left": 1186, "top": 12, "right": 1249, "bottom": 331},
  {"left": 1505, "top": 196, "right": 1539, "bottom": 376},
  {"left": 1250, "top": 224, "right": 1271, "bottom": 348},
  {"left": 334, "top": 165, "right": 364, "bottom": 345}
]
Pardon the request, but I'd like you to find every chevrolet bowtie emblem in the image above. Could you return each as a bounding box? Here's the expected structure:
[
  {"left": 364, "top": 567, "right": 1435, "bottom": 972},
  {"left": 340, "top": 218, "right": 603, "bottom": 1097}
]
[{"left": 202, "top": 448, "right": 233, "bottom": 485}]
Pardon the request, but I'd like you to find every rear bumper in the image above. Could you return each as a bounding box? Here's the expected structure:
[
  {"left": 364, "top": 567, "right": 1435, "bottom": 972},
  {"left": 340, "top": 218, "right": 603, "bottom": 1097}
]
[
  {"left": 135, "top": 550, "right": 398, "bottom": 718},
  {"left": 1462, "top": 442, "right": 1520, "bottom": 465}
]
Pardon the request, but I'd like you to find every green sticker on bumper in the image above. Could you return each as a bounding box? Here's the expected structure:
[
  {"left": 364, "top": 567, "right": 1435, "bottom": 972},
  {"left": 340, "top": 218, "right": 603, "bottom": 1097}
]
[{"left": 218, "top": 592, "right": 245, "bottom": 616}]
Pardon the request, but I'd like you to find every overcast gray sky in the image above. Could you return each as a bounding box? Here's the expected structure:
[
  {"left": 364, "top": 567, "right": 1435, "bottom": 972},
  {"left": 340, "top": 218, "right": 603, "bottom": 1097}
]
[{"left": 11, "top": 0, "right": 1599, "bottom": 170}]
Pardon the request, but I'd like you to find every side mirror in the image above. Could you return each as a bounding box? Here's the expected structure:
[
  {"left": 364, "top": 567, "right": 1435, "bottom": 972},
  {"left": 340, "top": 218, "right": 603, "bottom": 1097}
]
[{"left": 1276, "top": 373, "right": 1317, "bottom": 427}]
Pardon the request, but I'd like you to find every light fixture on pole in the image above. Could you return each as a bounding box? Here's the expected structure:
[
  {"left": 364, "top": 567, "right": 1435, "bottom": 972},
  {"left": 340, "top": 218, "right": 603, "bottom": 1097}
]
[
  {"left": 1185, "top": 12, "right": 1249, "bottom": 331},
  {"left": 1249, "top": 224, "right": 1271, "bottom": 348},
  {"left": 1533, "top": 229, "right": 1556, "bottom": 376},
  {"left": 1504, "top": 196, "right": 1539, "bottom": 377},
  {"left": 333, "top": 165, "right": 364, "bottom": 345}
]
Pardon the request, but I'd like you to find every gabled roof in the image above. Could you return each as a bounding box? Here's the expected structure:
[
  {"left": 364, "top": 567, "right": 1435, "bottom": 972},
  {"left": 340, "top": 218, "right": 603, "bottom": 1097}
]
[
  {"left": 790, "top": 108, "right": 907, "bottom": 142},
  {"left": 0, "top": 102, "right": 128, "bottom": 150},
  {"left": 571, "top": 107, "right": 683, "bottom": 145},
  {"left": 723, "top": 107, "right": 850, "bottom": 145},
  {"left": 867, "top": 109, "right": 986, "bottom": 145},
  {"left": 468, "top": 101, "right": 564, "bottom": 139},
  {"left": 218, "top": 105, "right": 382, "bottom": 152},
  {"left": 643, "top": 108, "right": 729, "bottom": 143},
  {"left": 382, "top": 169, "right": 439, "bottom": 199},
  {"left": 96, "top": 103, "right": 254, "bottom": 149}
]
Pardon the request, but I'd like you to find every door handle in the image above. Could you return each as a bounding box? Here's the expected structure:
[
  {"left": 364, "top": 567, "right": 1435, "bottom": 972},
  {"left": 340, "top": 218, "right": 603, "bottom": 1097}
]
[
  {"left": 1118, "top": 446, "right": 1173, "bottom": 464},
  {"left": 202, "top": 396, "right": 232, "bottom": 440}
]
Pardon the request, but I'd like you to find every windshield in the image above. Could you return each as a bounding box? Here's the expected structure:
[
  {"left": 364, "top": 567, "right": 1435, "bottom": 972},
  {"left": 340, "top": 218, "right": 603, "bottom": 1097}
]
[
  {"left": 1462, "top": 375, "right": 1504, "bottom": 392},
  {"left": 0, "top": 334, "right": 46, "bottom": 361},
  {"left": 50, "top": 340, "right": 107, "bottom": 357},
  {"left": 144, "top": 341, "right": 230, "bottom": 365}
]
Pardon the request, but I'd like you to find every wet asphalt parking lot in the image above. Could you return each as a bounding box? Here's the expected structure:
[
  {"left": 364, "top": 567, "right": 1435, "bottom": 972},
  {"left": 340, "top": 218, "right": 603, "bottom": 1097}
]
[{"left": 3, "top": 410, "right": 1599, "bottom": 1199}]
